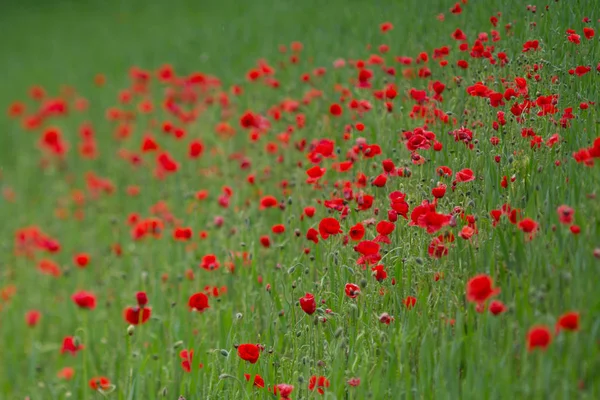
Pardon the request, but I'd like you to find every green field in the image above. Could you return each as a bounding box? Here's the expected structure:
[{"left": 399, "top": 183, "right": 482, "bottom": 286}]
[{"left": 1, "top": 0, "right": 599, "bottom": 399}]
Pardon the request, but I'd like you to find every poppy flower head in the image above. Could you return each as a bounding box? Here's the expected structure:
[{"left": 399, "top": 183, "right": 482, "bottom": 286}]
[
  {"left": 556, "top": 205, "right": 574, "bottom": 225},
  {"left": 244, "top": 374, "right": 265, "bottom": 388},
  {"left": 71, "top": 291, "right": 96, "bottom": 310},
  {"left": 345, "top": 283, "right": 361, "bottom": 298},
  {"left": 403, "top": 296, "right": 417, "bottom": 309},
  {"left": 89, "top": 376, "right": 111, "bottom": 391},
  {"left": 299, "top": 293, "right": 317, "bottom": 315},
  {"left": 200, "top": 254, "right": 220, "bottom": 270},
  {"left": 349, "top": 223, "right": 365, "bottom": 241},
  {"left": 318, "top": 217, "right": 342, "bottom": 239},
  {"left": 489, "top": 300, "right": 507, "bottom": 315},
  {"left": 309, "top": 375, "right": 330, "bottom": 394},
  {"left": 124, "top": 306, "right": 151, "bottom": 325},
  {"left": 455, "top": 168, "right": 475, "bottom": 183},
  {"left": 237, "top": 343, "right": 260, "bottom": 364},
  {"left": 73, "top": 253, "right": 90, "bottom": 268},
  {"left": 466, "top": 274, "right": 500, "bottom": 304},
  {"left": 188, "top": 292, "right": 210, "bottom": 312},
  {"left": 61, "top": 336, "right": 84, "bottom": 355},
  {"left": 556, "top": 311, "right": 580, "bottom": 332},
  {"left": 25, "top": 310, "right": 41, "bottom": 327},
  {"left": 57, "top": 367, "right": 75, "bottom": 380},
  {"left": 526, "top": 325, "right": 552, "bottom": 351}
]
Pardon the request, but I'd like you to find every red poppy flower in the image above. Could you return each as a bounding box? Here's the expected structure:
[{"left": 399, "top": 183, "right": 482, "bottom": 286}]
[
  {"left": 25, "top": 310, "right": 41, "bottom": 327},
  {"left": 237, "top": 343, "right": 260, "bottom": 364},
  {"left": 489, "top": 300, "right": 507, "bottom": 315},
  {"left": 57, "top": 367, "right": 75, "bottom": 380},
  {"left": 179, "top": 349, "right": 194, "bottom": 372},
  {"left": 428, "top": 237, "right": 449, "bottom": 258},
  {"left": 188, "top": 139, "right": 204, "bottom": 158},
  {"left": 347, "top": 377, "right": 361, "bottom": 386},
  {"left": 71, "top": 291, "right": 96, "bottom": 310},
  {"left": 318, "top": 217, "right": 342, "bottom": 239},
  {"left": 403, "top": 296, "right": 417, "bottom": 309},
  {"left": 431, "top": 184, "right": 447, "bottom": 199},
  {"left": 466, "top": 274, "right": 500, "bottom": 304},
  {"left": 299, "top": 293, "right": 316, "bottom": 315},
  {"left": 526, "top": 325, "right": 552, "bottom": 351},
  {"left": 371, "top": 264, "right": 387, "bottom": 281},
  {"left": 73, "top": 253, "right": 90, "bottom": 268},
  {"left": 306, "top": 228, "right": 320, "bottom": 244},
  {"left": 61, "top": 336, "right": 84, "bottom": 355},
  {"left": 188, "top": 292, "right": 210, "bottom": 312},
  {"left": 380, "top": 22, "right": 394, "bottom": 33},
  {"left": 517, "top": 218, "right": 538, "bottom": 234},
  {"left": 455, "top": 168, "right": 475, "bottom": 182},
  {"left": 556, "top": 311, "right": 580, "bottom": 332},
  {"left": 259, "top": 195, "right": 278, "bottom": 209},
  {"left": 244, "top": 374, "right": 265, "bottom": 388},
  {"left": 329, "top": 103, "right": 343, "bottom": 116},
  {"left": 379, "top": 312, "right": 393, "bottom": 324},
  {"left": 372, "top": 174, "right": 388, "bottom": 187},
  {"left": 271, "top": 224, "right": 286, "bottom": 234},
  {"left": 200, "top": 254, "right": 220, "bottom": 270},
  {"left": 349, "top": 223, "right": 365, "bottom": 241},
  {"left": 309, "top": 375, "right": 330, "bottom": 394},
  {"left": 345, "top": 283, "right": 361, "bottom": 298},
  {"left": 556, "top": 205, "right": 574, "bottom": 225},
  {"left": 124, "top": 306, "right": 151, "bottom": 325},
  {"left": 89, "top": 376, "right": 111, "bottom": 391},
  {"left": 417, "top": 211, "right": 452, "bottom": 234}
]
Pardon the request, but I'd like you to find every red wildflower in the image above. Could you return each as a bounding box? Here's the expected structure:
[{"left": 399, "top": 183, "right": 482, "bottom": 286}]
[
  {"left": 489, "top": 300, "right": 507, "bottom": 315},
  {"left": 124, "top": 306, "right": 151, "bottom": 325},
  {"left": 556, "top": 205, "right": 574, "bottom": 225},
  {"left": 259, "top": 195, "right": 278, "bottom": 209},
  {"left": 309, "top": 375, "right": 330, "bottom": 394},
  {"left": 179, "top": 349, "right": 194, "bottom": 372},
  {"left": 347, "top": 377, "right": 361, "bottom": 386},
  {"left": 299, "top": 293, "right": 316, "bottom": 315},
  {"left": 526, "top": 325, "right": 552, "bottom": 351},
  {"left": 556, "top": 311, "right": 580, "bottom": 332},
  {"left": 517, "top": 218, "right": 539, "bottom": 234},
  {"left": 329, "top": 103, "right": 343, "bottom": 116},
  {"left": 455, "top": 168, "right": 475, "bottom": 183},
  {"left": 371, "top": 264, "right": 387, "bottom": 281},
  {"left": 380, "top": 22, "right": 394, "bottom": 33},
  {"left": 466, "top": 274, "right": 500, "bottom": 304},
  {"left": 188, "top": 292, "right": 210, "bottom": 312},
  {"left": 237, "top": 343, "right": 260, "bottom": 364},
  {"left": 89, "top": 376, "right": 111, "bottom": 391},
  {"left": 57, "top": 367, "right": 75, "bottom": 380},
  {"left": 200, "top": 254, "right": 220, "bottom": 270},
  {"left": 349, "top": 223, "right": 365, "bottom": 241},
  {"left": 244, "top": 374, "right": 265, "bottom": 388},
  {"left": 403, "top": 296, "right": 417, "bottom": 309},
  {"left": 318, "top": 217, "right": 342, "bottom": 239},
  {"left": 71, "top": 291, "right": 96, "bottom": 310},
  {"left": 345, "top": 283, "right": 361, "bottom": 298},
  {"left": 25, "top": 310, "right": 41, "bottom": 327},
  {"left": 61, "top": 336, "right": 84, "bottom": 355}
]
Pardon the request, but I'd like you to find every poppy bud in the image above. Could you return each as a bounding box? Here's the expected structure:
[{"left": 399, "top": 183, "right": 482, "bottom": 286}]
[
  {"left": 127, "top": 325, "right": 135, "bottom": 336},
  {"left": 136, "top": 291, "right": 148, "bottom": 307}
]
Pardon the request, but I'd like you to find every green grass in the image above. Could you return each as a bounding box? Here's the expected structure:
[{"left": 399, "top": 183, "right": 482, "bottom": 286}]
[{"left": 1, "top": 0, "right": 599, "bottom": 399}]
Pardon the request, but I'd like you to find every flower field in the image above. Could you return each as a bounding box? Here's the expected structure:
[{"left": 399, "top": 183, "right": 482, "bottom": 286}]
[{"left": 0, "top": 0, "right": 599, "bottom": 398}]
